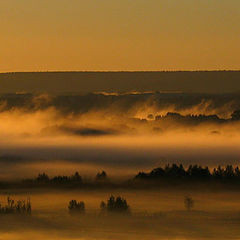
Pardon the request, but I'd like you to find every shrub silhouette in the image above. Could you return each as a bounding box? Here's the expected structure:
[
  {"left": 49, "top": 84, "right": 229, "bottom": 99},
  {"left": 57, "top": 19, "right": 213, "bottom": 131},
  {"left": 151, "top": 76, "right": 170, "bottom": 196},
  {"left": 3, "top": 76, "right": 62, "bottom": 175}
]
[
  {"left": 184, "top": 196, "right": 194, "bottom": 211},
  {"left": 101, "top": 195, "right": 130, "bottom": 214},
  {"left": 30, "top": 172, "right": 83, "bottom": 186},
  {"left": 36, "top": 173, "right": 49, "bottom": 183},
  {"left": 71, "top": 172, "right": 82, "bottom": 182},
  {"left": 95, "top": 171, "right": 107, "bottom": 182},
  {"left": 231, "top": 110, "right": 240, "bottom": 121},
  {"left": 68, "top": 200, "right": 85, "bottom": 214},
  {"left": 0, "top": 196, "right": 31, "bottom": 215}
]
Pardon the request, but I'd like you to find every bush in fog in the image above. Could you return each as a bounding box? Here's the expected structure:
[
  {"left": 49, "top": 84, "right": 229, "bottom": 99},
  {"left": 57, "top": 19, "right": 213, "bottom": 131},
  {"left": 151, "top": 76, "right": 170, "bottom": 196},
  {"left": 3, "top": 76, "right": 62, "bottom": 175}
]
[
  {"left": 184, "top": 196, "right": 194, "bottom": 211},
  {"left": 36, "top": 173, "right": 50, "bottom": 183},
  {"left": 68, "top": 200, "right": 85, "bottom": 214},
  {"left": 32, "top": 172, "right": 83, "bottom": 185},
  {"left": 0, "top": 196, "right": 31, "bottom": 215},
  {"left": 95, "top": 171, "right": 108, "bottom": 182},
  {"left": 100, "top": 195, "right": 130, "bottom": 214}
]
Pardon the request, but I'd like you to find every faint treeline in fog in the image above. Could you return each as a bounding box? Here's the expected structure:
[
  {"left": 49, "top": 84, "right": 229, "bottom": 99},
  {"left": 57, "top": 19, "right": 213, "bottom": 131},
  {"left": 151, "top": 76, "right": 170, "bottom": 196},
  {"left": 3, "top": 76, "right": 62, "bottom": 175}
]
[
  {"left": 1, "top": 92, "right": 240, "bottom": 138},
  {"left": 1, "top": 164, "right": 240, "bottom": 190},
  {"left": 134, "top": 164, "right": 240, "bottom": 185},
  {"left": 1, "top": 92, "right": 240, "bottom": 119},
  {"left": 1, "top": 92, "right": 240, "bottom": 183}
]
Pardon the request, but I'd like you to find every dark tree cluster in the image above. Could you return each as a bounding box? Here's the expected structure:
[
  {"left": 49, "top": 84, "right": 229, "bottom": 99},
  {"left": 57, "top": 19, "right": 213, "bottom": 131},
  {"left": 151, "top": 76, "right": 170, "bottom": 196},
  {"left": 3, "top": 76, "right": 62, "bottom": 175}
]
[
  {"left": 135, "top": 164, "right": 240, "bottom": 183},
  {"left": 184, "top": 196, "right": 194, "bottom": 211},
  {"left": 68, "top": 200, "right": 85, "bottom": 214},
  {"left": 153, "top": 110, "right": 240, "bottom": 124},
  {"left": 95, "top": 171, "right": 108, "bottom": 182},
  {"left": 68, "top": 195, "right": 130, "bottom": 216},
  {"left": 100, "top": 195, "right": 130, "bottom": 214},
  {"left": 23, "top": 171, "right": 113, "bottom": 188},
  {"left": 231, "top": 110, "right": 240, "bottom": 121},
  {"left": 155, "top": 112, "right": 223, "bottom": 123},
  {"left": 0, "top": 197, "right": 31, "bottom": 215},
  {"left": 26, "top": 172, "right": 83, "bottom": 185}
]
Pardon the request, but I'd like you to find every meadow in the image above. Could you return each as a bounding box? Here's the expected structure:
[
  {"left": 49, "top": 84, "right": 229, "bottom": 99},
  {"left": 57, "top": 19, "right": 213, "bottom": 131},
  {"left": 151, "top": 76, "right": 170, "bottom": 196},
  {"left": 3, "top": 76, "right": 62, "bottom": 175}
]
[{"left": 0, "top": 188, "right": 240, "bottom": 240}]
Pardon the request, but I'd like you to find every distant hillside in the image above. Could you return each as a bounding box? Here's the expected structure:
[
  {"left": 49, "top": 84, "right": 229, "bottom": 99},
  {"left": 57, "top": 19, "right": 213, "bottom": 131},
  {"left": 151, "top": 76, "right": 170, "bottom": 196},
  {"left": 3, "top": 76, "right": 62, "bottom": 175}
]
[{"left": 0, "top": 71, "right": 240, "bottom": 94}]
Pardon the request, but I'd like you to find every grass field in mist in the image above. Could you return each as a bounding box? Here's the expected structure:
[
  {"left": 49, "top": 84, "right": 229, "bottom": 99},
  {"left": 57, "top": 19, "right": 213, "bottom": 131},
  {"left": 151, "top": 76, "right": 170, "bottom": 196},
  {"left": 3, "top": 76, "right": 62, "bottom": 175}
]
[{"left": 1, "top": 189, "right": 240, "bottom": 240}]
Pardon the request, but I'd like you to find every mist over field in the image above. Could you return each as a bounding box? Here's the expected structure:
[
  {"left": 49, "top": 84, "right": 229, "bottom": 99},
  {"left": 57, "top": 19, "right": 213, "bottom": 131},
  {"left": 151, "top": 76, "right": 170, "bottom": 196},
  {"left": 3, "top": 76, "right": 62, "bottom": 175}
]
[
  {"left": 1, "top": 73, "right": 240, "bottom": 239},
  {"left": 0, "top": 90, "right": 240, "bottom": 179},
  {"left": 1, "top": 189, "right": 240, "bottom": 240},
  {"left": 1, "top": 0, "right": 240, "bottom": 237}
]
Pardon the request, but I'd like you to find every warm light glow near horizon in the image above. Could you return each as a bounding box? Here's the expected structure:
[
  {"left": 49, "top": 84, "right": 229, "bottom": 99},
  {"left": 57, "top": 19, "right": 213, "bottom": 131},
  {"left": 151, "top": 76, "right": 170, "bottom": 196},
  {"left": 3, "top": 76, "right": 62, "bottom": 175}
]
[{"left": 0, "top": 0, "right": 239, "bottom": 72}]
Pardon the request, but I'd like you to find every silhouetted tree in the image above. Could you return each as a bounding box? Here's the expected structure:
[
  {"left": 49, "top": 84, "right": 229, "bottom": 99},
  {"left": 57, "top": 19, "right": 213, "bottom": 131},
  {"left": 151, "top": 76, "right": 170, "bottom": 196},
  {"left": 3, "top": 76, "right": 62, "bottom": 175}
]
[
  {"left": 95, "top": 171, "right": 107, "bottom": 182},
  {"left": 71, "top": 172, "right": 82, "bottom": 182},
  {"left": 68, "top": 200, "right": 85, "bottom": 214},
  {"left": 101, "top": 195, "right": 130, "bottom": 214},
  {"left": 231, "top": 110, "right": 240, "bottom": 121},
  {"left": 100, "top": 201, "right": 107, "bottom": 214},
  {"left": 36, "top": 173, "right": 49, "bottom": 183},
  {"left": 224, "top": 165, "right": 235, "bottom": 179},
  {"left": 184, "top": 196, "right": 194, "bottom": 211}
]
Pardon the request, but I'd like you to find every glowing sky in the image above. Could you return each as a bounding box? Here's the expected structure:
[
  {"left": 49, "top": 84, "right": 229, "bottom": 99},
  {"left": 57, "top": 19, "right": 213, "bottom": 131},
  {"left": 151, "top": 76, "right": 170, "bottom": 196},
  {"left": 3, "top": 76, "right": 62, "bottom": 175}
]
[{"left": 0, "top": 0, "right": 239, "bottom": 72}]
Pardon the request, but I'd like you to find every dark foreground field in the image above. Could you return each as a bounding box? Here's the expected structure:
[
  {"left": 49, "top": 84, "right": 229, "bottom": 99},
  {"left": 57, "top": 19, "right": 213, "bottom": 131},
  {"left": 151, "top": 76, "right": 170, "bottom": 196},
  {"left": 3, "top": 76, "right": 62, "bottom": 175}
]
[{"left": 0, "top": 189, "right": 240, "bottom": 240}]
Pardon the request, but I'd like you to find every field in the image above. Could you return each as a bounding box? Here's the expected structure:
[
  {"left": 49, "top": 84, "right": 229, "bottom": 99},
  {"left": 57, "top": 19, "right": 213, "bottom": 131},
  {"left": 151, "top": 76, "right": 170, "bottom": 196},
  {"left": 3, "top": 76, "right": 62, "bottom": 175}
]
[{"left": 0, "top": 188, "right": 240, "bottom": 240}]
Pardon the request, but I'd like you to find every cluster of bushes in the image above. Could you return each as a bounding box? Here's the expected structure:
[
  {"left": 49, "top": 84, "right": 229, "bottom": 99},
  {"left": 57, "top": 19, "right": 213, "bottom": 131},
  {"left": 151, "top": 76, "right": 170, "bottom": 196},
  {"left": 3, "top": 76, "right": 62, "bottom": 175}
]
[
  {"left": 23, "top": 172, "right": 83, "bottom": 186},
  {"left": 0, "top": 194, "right": 195, "bottom": 216},
  {"left": 135, "top": 164, "right": 240, "bottom": 182},
  {"left": 68, "top": 195, "right": 130, "bottom": 215},
  {"left": 68, "top": 195, "right": 195, "bottom": 215},
  {"left": 35, "top": 172, "right": 82, "bottom": 184},
  {"left": 23, "top": 171, "right": 108, "bottom": 186},
  {"left": 68, "top": 200, "right": 85, "bottom": 214},
  {"left": 100, "top": 195, "right": 130, "bottom": 214},
  {"left": 0, "top": 197, "right": 31, "bottom": 215}
]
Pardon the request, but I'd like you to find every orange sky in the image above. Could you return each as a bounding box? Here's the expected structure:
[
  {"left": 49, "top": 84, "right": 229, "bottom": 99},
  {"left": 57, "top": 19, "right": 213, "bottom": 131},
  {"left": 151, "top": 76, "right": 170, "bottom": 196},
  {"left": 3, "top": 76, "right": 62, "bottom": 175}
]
[{"left": 0, "top": 0, "right": 239, "bottom": 72}]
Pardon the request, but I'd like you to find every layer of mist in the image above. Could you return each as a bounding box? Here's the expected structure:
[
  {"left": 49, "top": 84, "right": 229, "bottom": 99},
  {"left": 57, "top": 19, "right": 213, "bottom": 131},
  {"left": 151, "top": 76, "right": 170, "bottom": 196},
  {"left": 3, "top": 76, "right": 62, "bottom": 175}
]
[
  {"left": 0, "top": 92, "right": 240, "bottom": 179},
  {"left": 0, "top": 90, "right": 240, "bottom": 239},
  {"left": 1, "top": 189, "right": 240, "bottom": 240}
]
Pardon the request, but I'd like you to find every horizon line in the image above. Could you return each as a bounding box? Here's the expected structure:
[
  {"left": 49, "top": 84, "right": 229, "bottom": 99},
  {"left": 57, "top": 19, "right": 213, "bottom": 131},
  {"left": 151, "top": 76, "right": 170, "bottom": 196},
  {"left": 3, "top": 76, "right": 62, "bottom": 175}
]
[{"left": 1, "top": 69, "right": 240, "bottom": 74}]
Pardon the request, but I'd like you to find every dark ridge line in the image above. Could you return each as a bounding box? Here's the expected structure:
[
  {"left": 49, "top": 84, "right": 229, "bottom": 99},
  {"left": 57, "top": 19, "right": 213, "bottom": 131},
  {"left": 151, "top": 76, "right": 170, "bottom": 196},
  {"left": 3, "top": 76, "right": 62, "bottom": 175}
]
[{"left": 1, "top": 70, "right": 240, "bottom": 74}]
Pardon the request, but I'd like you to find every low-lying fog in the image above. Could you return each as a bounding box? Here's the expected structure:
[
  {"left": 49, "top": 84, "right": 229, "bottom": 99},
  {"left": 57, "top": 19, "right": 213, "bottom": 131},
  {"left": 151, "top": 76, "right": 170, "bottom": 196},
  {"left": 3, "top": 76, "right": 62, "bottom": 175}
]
[
  {"left": 0, "top": 92, "right": 240, "bottom": 179},
  {"left": 1, "top": 92, "right": 240, "bottom": 239},
  {"left": 1, "top": 189, "right": 240, "bottom": 240}
]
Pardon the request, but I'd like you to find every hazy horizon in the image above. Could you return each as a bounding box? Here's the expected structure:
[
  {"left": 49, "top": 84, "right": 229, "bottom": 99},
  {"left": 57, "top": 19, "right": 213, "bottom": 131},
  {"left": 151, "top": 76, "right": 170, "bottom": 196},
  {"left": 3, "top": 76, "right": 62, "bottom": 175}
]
[{"left": 1, "top": 1, "right": 240, "bottom": 239}]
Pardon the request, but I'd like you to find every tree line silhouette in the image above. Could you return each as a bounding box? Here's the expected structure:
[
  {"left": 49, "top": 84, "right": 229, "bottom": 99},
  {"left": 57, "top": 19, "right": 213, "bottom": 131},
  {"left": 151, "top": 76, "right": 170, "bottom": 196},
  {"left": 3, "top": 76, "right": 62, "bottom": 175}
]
[
  {"left": 135, "top": 164, "right": 240, "bottom": 182},
  {"left": 35, "top": 171, "right": 82, "bottom": 183},
  {"left": 24, "top": 171, "right": 108, "bottom": 185},
  {"left": 154, "top": 110, "right": 240, "bottom": 123},
  {"left": 12, "top": 164, "right": 240, "bottom": 189}
]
